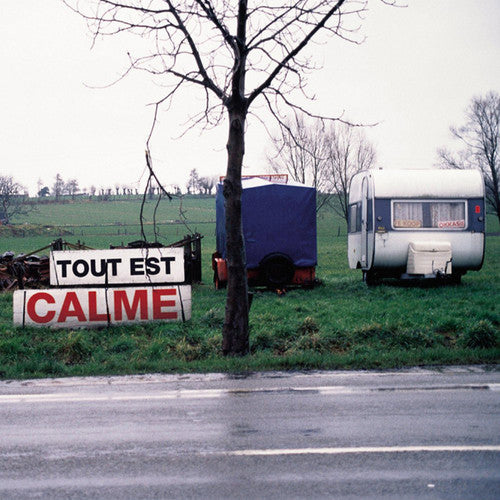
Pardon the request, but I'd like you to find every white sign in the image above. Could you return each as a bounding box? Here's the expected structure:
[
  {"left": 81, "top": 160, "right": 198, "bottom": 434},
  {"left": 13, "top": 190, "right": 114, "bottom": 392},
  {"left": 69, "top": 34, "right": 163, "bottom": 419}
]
[
  {"left": 438, "top": 219, "right": 465, "bottom": 229},
  {"left": 49, "top": 248, "right": 184, "bottom": 286},
  {"left": 13, "top": 286, "right": 191, "bottom": 328}
]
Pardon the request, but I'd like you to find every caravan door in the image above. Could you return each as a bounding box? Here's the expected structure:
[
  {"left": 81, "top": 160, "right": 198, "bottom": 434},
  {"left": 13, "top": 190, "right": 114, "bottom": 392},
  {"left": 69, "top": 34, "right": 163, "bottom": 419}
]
[{"left": 361, "top": 176, "right": 369, "bottom": 268}]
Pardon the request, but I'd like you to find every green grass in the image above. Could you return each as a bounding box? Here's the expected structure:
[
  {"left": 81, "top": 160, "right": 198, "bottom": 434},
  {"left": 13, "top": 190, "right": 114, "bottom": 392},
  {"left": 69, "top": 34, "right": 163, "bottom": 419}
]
[
  {"left": 0, "top": 196, "right": 216, "bottom": 251},
  {"left": 0, "top": 197, "right": 498, "bottom": 379}
]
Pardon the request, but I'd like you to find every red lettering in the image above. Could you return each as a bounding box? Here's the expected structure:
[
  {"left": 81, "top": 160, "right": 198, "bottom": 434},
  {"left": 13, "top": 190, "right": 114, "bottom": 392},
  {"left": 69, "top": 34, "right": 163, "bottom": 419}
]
[
  {"left": 114, "top": 289, "right": 148, "bottom": 320},
  {"left": 26, "top": 292, "right": 56, "bottom": 324},
  {"left": 153, "top": 289, "right": 177, "bottom": 320},
  {"left": 58, "top": 292, "right": 87, "bottom": 323},
  {"left": 88, "top": 291, "right": 109, "bottom": 322},
  {"left": 438, "top": 220, "right": 465, "bottom": 228}
]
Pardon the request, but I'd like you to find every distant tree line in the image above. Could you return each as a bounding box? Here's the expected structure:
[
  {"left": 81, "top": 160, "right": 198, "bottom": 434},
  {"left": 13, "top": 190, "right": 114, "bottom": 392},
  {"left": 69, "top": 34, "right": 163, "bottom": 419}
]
[
  {"left": 32, "top": 172, "right": 219, "bottom": 202},
  {"left": 36, "top": 174, "right": 143, "bottom": 201},
  {"left": 5, "top": 90, "right": 497, "bottom": 225},
  {"left": 0, "top": 170, "right": 222, "bottom": 225}
]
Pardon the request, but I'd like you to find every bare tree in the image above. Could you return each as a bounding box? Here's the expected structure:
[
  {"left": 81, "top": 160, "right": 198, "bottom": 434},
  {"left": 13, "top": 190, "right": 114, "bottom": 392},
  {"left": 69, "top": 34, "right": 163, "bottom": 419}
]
[
  {"left": 0, "top": 175, "right": 33, "bottom": 224},
  {"left": 268, "top": 118, "right": 376, "bottom": 218},
  {"left": 66, "top": 178, "right": 80, "bottom": 200},
  {"left": 64, "top": 0, "right": 395, "bottom": 355},
  {"left": 170, "top": 184, "right": 182, "bottom": 195},
  {"left": 268, "top": 116, "right": 333, "bottom": 212},
  {"left": 198, "top": 175, "right": 217, "bottom": 195},
  {"left": 52, "top": 174, "right": 65, "bottom": 202},
  {"left": 438, "top": 91, "right": 500, "bottom": 222},
  {"left": 325, "top": 122, "right": 376, "bottom": 223},
  {"left": 186, "top": 168, "right": 200, "bottom": 195}
]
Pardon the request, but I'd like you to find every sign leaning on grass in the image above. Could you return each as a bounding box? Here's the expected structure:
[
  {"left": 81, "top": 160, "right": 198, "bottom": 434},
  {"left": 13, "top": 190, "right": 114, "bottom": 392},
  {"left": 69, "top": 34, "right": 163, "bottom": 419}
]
[
  {"left": 13, "top": 248, "right": 191, "bottom": 328},
  {"left": 13, "top": 286, "right": 191, "bottom": 327}
]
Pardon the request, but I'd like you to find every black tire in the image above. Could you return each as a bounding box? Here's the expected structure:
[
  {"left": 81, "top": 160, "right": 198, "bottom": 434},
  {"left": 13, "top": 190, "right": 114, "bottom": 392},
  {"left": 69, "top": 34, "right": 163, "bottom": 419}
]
[
  {"left": 363, "top": 269, "right": 380, "bottom": 286},
  {"left": 260, "top": 253, "right": 295, "bottom": 287}
]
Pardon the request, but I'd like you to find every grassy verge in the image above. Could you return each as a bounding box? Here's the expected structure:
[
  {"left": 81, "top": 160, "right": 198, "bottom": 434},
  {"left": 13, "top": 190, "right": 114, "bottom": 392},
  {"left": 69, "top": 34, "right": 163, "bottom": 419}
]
[
  {"left": 1, "top": 239, "right": 498, "bottom": 380},
  {"left": 0, "top": 198, "right": 498, "bottom": 379}
]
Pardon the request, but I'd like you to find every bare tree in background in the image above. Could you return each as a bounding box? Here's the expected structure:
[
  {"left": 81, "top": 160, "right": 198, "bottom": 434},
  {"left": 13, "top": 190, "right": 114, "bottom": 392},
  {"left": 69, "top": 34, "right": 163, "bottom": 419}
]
[
  {"left": 66, "top": 179, "right": 80, "bottom": 200},
  {"left": 64, "top": 0, "right": 396, "bottom": 355},
  {"left": 269, "top": 119, "right": 376, "bottom": 219},
  {"left": 438, "top": 91, "right": 500, "bottom": 223},
  {"left": 186, "top": 168, "right": 200, "bottom": 195},
  {"left": 198, "top": 176, "right": 217, "bottom": 195},
  {"left": 0, "top": 175, "right": 32, "bottom": 224},
  {"left": 52, "top": 174, "right": 65, "bottom": 202},
  {"left": 268, "top": 116, "right": 332, "bottom": 211},
  {"left": 325, "top": 122, "right": 376, "bottom": 223}
]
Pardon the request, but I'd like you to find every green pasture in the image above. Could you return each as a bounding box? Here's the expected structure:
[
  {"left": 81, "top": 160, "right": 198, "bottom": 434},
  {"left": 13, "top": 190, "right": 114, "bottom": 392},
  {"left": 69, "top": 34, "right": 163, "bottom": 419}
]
[{"left": 0, "top": 196, "right": 498, "bottom": 379}]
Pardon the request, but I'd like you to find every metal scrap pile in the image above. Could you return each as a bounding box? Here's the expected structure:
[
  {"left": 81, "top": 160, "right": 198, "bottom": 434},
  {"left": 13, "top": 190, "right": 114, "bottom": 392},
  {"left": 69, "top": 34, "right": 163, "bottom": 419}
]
[
  {"left": 0, "top": 239, "right": 92, "bottom": 292},
  {"left": 0, "top": 252, "right": 50, "bottom": 291},
  {"left": 110, "top": 233, "right": 203, "bottom": 284}
]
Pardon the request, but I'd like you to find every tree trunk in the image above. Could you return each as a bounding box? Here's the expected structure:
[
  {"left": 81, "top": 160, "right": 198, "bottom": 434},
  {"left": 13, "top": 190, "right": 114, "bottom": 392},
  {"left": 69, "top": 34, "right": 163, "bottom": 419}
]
[
  {"left": 488, "top": 165, "right": 500, "bottom": 224},
  {"left": 222, "top": 108, "right": 250, "bottom": 356}
]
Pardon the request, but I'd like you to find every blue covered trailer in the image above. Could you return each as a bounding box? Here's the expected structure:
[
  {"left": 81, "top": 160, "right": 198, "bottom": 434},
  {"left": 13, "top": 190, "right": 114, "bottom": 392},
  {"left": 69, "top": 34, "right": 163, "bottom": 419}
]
[{"left": 213, "top": 177, "right": 317, "bottom": 288}]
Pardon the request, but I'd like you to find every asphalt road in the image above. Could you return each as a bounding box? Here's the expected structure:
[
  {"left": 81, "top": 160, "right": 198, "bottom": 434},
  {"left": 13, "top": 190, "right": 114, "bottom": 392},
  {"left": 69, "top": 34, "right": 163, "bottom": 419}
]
[{"left": 0, "top": 366, "right": 499, "bottom": 499}]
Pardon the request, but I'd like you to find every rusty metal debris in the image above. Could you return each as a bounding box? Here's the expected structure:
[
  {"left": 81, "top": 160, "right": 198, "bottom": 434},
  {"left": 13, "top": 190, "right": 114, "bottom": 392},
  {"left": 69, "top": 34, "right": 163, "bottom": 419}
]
[{"left": 0, "top": 239, "right": 92, "bottom": 292}]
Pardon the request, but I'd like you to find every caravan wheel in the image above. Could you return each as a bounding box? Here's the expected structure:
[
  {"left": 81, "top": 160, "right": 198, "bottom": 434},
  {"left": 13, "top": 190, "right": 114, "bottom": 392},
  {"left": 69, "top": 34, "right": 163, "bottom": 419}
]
[
  {"left": 449, "top": 272, "right": 463, "bottom": 285},
  {"left": 363, "top": 270, "right": 380, "bottom": 286}
]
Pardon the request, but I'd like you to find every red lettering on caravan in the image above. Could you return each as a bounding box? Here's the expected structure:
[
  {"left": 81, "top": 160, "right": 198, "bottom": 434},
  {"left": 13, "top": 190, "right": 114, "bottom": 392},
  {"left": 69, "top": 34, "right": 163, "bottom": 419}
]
[
  {"left": 114, "top": 289, "right": 148, "bottom": 320},
  {"left": 58, "top": 292, "right": 87, "bottom": 323},
  {"left": 27, "top": 292, "right": 56, "bottom": 324},
  {"left": 153, "top": 289, "right": 177, "bottom": 320},
  {"left": 88, "top": 291, "right": 109, "bottom": 322}
]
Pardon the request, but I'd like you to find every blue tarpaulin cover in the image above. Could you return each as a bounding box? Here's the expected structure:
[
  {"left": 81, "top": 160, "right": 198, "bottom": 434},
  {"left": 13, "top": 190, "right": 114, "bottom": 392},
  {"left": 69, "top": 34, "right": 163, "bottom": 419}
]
[{"left": 216, "top": 178, "right": 317, "bottom": 269}]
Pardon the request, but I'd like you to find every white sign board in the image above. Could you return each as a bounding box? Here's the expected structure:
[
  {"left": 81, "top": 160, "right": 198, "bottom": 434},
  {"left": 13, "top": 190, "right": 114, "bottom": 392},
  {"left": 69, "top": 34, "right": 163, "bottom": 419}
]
[
  {"left": 49, "top": 248, "right": 184, "bottom": 286},
  {"left": 13, "top": 286, "right": 191, "bottom": 328}
]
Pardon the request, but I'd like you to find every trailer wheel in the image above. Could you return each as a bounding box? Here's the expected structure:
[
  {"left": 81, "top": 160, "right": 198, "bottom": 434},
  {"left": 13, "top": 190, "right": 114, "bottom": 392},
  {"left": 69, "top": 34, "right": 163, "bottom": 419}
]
[
  {"left": 260, "top": 253, "right": 295, "bottom": 287},
  {"left": 363, "top": 270, "right": 380, "bottom": 286}
]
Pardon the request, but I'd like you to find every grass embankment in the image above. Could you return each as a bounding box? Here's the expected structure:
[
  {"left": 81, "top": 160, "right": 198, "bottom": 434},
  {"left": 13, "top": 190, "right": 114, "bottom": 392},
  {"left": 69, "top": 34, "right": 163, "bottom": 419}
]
[{"left": 0, "top": 197, "right": 499, "bottom": 379}]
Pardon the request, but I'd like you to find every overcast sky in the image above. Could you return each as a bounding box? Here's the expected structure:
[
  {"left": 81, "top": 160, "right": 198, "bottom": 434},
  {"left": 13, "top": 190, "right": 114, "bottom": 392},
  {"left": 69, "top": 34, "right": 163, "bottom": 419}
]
[{"left": 1, "top": 1, "right": 499, "bottom": 195}]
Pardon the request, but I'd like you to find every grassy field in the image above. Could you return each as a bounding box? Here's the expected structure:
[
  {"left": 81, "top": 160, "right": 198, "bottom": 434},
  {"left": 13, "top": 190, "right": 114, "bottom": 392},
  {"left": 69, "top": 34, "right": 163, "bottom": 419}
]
[{"left": 0, "top": 196, "right": 498, "bottom": 379}]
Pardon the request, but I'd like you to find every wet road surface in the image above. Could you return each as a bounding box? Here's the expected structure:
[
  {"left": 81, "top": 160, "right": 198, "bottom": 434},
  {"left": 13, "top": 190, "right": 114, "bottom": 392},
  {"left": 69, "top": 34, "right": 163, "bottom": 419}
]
[{"left": 0, "top": 366, "right": 499, "bottom": 499}]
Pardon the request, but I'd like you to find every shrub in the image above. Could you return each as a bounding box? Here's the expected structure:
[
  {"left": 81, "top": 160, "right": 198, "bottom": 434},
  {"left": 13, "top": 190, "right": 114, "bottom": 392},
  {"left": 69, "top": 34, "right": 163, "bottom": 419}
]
[
  {"left": 201, "top": 308, "right": 224, "bottom": 328},
  {"left": 57, "top": 331, "right": 92, "bottom": 365},
  {"left": 458, "top": 321, "right": 499, "bottom": 349},
  {"left": 298, "top": 316, "right": 319, "bottom": 335},
  {"left": 109, "top": 335, "right": 136, "bottom": 354},
  {"left": 174, "top": 337, "right": 203, "bottom": 361}
]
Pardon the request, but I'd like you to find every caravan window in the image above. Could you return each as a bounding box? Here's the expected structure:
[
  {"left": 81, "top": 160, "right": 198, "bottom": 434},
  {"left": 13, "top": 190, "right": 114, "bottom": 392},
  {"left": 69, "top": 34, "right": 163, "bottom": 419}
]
[
  {"left": 348, "top": 203, "right": 362, "bottom": 233},
  {"left": 392, "top": 201, "right": 466, "bottom": 229}
]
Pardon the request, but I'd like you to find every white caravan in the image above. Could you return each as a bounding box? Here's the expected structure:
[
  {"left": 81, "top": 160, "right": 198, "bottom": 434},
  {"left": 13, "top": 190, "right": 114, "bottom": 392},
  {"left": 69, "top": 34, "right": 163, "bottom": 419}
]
[{"left": 347, "top": 169, "right": 485, "bottom": 284}]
